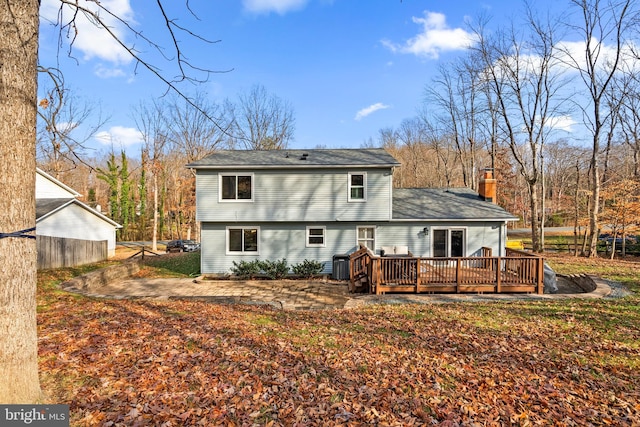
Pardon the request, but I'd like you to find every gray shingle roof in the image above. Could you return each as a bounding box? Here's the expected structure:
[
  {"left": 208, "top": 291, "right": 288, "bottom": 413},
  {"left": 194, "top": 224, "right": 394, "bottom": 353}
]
[
  {"left": 36, "top": 198, "right": 73, "bottom": 219},
  {"left": 36, "top": 198, "right": 122, "bottom": 227},
  {"left": 186, "top": 148, "right": 401, "bottom": 169},
  {"left": 393, "top": 187, "right": 518, "bottom": 221}
]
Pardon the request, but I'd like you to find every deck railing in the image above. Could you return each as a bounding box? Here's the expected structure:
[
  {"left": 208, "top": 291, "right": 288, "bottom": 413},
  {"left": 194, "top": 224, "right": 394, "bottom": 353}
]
[{"left": 349, "top": 246, "right": 544, "bottom": 295}]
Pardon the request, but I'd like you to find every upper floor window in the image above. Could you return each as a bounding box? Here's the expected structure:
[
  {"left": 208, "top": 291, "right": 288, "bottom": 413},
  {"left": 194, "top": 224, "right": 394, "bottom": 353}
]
[
  {"left": 220, "top": 173, "right": 253, "bottom": 201},
  {"left": 348, "top": 172, "right": 366, "bottom": 202},
  {"left": 306, "top": 226, "right": 326, "bottom": 247}
]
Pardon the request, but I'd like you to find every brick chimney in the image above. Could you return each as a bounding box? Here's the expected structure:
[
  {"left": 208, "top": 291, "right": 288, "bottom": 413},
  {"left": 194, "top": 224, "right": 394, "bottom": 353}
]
[{"left": 478, "top": 168, "right": 496, "bottom": 203}]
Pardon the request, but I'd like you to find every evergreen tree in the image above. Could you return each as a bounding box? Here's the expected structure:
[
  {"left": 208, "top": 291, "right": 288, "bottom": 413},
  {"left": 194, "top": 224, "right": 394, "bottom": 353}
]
[
  {"left": 138, "top": 147, "right": 148, "bottom": 240},
  {"left": 97, "top": 152, "right": 120, "bottom": 224},
  {"left": 119, "top": 151, "right": 134, "bottom": 240}
]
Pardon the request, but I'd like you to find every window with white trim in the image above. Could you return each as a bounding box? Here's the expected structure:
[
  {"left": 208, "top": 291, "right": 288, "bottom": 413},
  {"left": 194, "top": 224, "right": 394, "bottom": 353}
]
[
  {"left": 227, "top": 227, "right": 259, "bottom": 254},
  {"left": 306, "top": 226, "right": 326, "bottom": 247},
  {"left": 348, "top": 172, "right": 366, "bottom": 201},
  {"left": 357, "top": 226, "right": 375, "bottom": 251},
  {"left": 432, "top": 228, "right": 465, "bottom": 258},
  {"left": 220, "top": 173, "right": 253, "bottom": 201}
]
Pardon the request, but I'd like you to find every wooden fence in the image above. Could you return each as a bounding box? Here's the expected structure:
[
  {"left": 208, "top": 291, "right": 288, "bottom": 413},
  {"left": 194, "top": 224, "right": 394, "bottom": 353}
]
[
  {"left": 37, "top": 235, "right": 108, "bottom": 269},
  {"left": 522, "top": 243, "right": 640, "bottom": 255}
]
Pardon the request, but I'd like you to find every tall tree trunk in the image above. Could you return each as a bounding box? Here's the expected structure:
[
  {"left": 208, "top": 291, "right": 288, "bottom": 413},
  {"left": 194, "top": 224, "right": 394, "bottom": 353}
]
[
  {"left": 152, "top": 173, "right": 159, "bottom": 252},
  {"left": 588, "top": 149, "right": 601, "bottom": 257},
  {"left": 0, "top": 0, "right": 42, "bottom": 402},
  {"left": 529, "top": 181, "right": 542, "bottom": 253},
  {"left": 573, "top": 159, "right": 581, "bottom": 257}
]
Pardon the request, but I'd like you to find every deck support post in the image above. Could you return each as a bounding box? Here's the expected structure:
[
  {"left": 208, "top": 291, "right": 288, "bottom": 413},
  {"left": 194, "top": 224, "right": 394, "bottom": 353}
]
[
  {"left": 537, "top": 256, "right": 544, "bottom": 294},
  {"left": 496, "top": 257, "right": 501, "bottom": 293}
]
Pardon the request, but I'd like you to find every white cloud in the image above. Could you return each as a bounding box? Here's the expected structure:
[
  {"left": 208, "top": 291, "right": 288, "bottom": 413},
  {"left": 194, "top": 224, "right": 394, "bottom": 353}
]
[
  {"left": 94, "top": 126, "right": 143, "bottom": 147},
  {"left": 382, "top": 11, "right": 474, "bottom": 59},
  {"left": 243, "top": 0, "right": 308, "bottom": 15},
  {"left": 556, "top": 38, "right": 639, "bottom": 73},
  {"left": 95, "top": 65, "right": 126, "bottom": 79},
  {"left": 40, "top": 0, "right": 135, "bottom": 67},
  {"left": 53, "top": 121, "right": 78, "bottom": 134},
  {"left": 545, "top": 115, "right": 577, "bottom": 133},
  {"left": 355, "top": 103, "right": 390, "bottom": 121}
]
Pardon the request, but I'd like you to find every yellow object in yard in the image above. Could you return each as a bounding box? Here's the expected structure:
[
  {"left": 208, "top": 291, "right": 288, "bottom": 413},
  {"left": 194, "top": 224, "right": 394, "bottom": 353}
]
[{"left": 506, "top": 239, "right": 525, "bottom": 250}]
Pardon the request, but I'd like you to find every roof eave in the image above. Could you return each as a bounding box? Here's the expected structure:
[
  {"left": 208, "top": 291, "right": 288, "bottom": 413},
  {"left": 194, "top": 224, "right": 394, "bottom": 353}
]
[
  {"left": 186, "top": 163, "right": 401, "bottom": 170},
  {"left": 391, "top": 217, "right": 518, "bottom": 222}
]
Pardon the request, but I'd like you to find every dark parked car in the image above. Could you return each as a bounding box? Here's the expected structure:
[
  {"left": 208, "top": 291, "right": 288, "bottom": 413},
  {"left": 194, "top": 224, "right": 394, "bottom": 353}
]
[
  {"left": 598, "top": 233, "right": 637, "bottom": 246},
  {"left": 166, "top": 239, "right": 200, "bottom": 253}
]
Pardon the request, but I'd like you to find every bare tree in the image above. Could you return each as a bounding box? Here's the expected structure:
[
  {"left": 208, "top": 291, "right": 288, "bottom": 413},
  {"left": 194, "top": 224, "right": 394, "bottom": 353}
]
[
  {"left": 134, "top": 100, "right": 169, "bottom": 252},
  {"left": 36, "top": 69, "right": 107, "bottom": 177},
  {"left": 559, "top": 0, "right": 638, "bottom": 256},
  {"left": 1, "top": 0, "right": 226, "bottom": 402},
  {"left": 617, "top": 72, "right": 640, "bottom": 178},
  {"left": 472, "top": 9, "right": 566, "bottom": 252},
  {"left": 395, "top": 118, "right": 429, "bottom": 187},
  {"left": 425, "top": 57, "right": 485, "bottom": 189},
  {"left": 165, "top": 92, "right": 232, "bottom": 163},
  {"left": 423, "top": 119, "right": 457, "bottom": 189},
  {"left": 229, "top": 84, "right": 295, "bottom": 150}
]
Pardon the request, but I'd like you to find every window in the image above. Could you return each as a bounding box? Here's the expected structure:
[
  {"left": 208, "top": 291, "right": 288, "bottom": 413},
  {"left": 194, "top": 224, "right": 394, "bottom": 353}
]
[
  {"left": 348, "top": 172, "right": 366, "bottom": 201},
  {"left": 357, "top": 226, "right": 375, "bottom": 251},
  {"left": 227, "top": 227, "right": 259, "bottom": 254},
  {"left": 220, "top": 173, "right": 253, "bottom": 201},
  {"left": 306, "top": 226, "right": 326, "bottom": 247},
  {"left": 432, "top": 228, "right": 465, "bottom": 258}
]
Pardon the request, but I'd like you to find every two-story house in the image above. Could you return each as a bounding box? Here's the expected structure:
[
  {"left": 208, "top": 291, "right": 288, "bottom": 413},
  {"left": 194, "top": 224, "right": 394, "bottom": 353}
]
[{"left": 187, "top": 148, "right": 518, "bottom": 276}]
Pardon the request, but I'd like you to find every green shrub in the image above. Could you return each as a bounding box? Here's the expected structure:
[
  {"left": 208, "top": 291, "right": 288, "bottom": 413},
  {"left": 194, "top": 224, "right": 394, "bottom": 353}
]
[
  {"left": 545, "top": 212, "right": 567, "bottom": 227},
  {"left": 258, "top": 259, "right": 289, "bottom": 279},
  {"left": 230, "top": 260, "right": 261, "bottom": 279},
  {"left": 291, "top": 259, "right": 325, "bottom": 278}
]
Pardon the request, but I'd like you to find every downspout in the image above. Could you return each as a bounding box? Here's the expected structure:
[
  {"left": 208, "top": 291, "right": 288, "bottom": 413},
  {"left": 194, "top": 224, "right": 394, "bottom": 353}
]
[{"left": 389, "top": 167, "right": 395, "bottom": 221}]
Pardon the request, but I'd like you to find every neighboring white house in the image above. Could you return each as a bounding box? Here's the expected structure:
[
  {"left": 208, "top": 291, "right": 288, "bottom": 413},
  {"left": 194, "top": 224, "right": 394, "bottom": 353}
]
[
  {"left": 36, "top": 168, "right": 121, "bottom": 257},
  {"left": 187, "top": 149, "right": 519, "bottom": 276}
]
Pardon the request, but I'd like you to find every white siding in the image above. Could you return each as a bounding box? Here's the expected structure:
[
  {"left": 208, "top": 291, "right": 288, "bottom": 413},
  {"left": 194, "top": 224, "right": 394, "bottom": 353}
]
[
  {"left": 196, "top": 168, "right": 392, "bottom": 223},
  {"left": 36, "top": 171, "right": 79, "bottom": 198},
  {"left": 37, "top": 203, "right": 118, "bottom": 256},
  {"left": 200, "top": 221, "right": 507, "bottom": 275}
]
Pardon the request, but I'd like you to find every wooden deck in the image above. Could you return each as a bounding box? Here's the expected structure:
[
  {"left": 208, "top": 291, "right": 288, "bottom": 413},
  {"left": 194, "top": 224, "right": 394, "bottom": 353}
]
[{"left": 349, "top": 246, "right": 544, "bottom": 295}]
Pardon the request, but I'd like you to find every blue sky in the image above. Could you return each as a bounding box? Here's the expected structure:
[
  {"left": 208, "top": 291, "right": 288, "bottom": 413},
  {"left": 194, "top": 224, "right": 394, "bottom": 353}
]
[{"left": 38, "top": 0, "right": 565, "bottom": 155}]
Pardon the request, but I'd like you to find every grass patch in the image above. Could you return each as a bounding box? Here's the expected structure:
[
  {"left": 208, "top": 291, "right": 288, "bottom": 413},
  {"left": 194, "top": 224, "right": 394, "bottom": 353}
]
[
  {"left": 250, "top": 314, "right": 277, "bottom": 326},
  {"left": 545, "top": 252, "right": 640, "bottom": 294},
  {"left": 142, "top": 251, "right": 201, "bottom": 277},
  {"left": 37, "top": 262, "right": 115, "bottom": 311}
]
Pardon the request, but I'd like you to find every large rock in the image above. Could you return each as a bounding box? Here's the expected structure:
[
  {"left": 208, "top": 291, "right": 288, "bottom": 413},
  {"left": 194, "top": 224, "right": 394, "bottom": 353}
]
[{"left": 544, "top": 263, "right": 558, "bottom": 294}]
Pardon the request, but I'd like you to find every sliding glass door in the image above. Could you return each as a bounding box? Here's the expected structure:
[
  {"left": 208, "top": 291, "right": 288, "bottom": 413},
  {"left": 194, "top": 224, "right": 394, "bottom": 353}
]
[{"left": 432, "top": 228, "right": 465, "bottom": 258}]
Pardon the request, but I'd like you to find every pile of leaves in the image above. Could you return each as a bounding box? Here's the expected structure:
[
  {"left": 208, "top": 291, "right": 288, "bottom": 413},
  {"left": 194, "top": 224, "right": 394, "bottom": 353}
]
[{"left": 37, "top": 255, "right": 639, "bottom": 425}]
